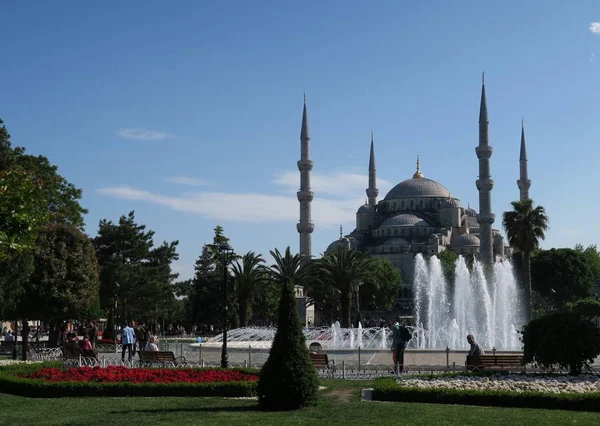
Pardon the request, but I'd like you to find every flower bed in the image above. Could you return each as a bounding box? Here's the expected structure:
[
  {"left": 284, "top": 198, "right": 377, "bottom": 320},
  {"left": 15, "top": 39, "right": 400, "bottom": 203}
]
[
  {"left": 0, "top": 362, "right": 259, "bottom": 398},
  {"left": 372, "top": 374, "right": 600, "bottom": 411},
  {"left": 21, "top": 366, "right": 258, "bottom": 384}
]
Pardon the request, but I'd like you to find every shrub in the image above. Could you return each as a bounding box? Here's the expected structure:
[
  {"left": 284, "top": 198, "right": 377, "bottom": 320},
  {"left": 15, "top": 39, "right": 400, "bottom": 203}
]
[
  {"left": 522, "top": 312, "right": 600, "bottom": 375},
  {"left": 257, "top": 281, "right": 319, "bottom": 410},
  {"left": 372, "top": 377, "right": 600, "bottom": 411}
]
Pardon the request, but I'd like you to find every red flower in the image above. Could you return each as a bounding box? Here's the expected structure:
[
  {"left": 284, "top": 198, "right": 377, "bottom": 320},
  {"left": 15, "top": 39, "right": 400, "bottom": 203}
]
[{"left": 19, "top": 367, "right": 259, "bottom": 384}]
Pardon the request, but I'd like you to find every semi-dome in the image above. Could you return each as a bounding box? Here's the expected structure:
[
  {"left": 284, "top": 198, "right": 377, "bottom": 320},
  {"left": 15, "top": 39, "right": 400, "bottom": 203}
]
[
  {"left": 383, "top": 178, "right": 451, "bottom": 200},
  {"left": 325, "top": 237, "right": 351, "bottom": 253},
  {"left": 380, "top": 214, "right": 431, "bottom": 228},
  {"left": 454, "top": 234, "right": 480, "bottom": 247}
]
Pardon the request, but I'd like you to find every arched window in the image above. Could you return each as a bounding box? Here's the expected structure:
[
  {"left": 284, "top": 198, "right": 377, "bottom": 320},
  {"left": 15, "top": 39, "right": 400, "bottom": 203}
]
[
  {"left": 410, "top": 200, "right": 414, "bottom": 209},
  {"left": 401, "top": 201, "right": 405, "bottom": 209},
  {"left": 393, "top": 202, "right": 397, "bottom": 210},
  {"left": 419, "top": 200, "right": 423, "bottom": 209}
]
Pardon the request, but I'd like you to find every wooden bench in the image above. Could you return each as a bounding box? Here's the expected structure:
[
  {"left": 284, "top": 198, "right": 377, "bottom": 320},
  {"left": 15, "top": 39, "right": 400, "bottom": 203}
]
[
  {"left": 466, "top": 354, "right": 524, "bottom": 371},
  {"left": 138, "top": 351, "right": 186, "bottom": 367},
  {"left": 310, "top": 352, "right": 336, "bottom": 376}
]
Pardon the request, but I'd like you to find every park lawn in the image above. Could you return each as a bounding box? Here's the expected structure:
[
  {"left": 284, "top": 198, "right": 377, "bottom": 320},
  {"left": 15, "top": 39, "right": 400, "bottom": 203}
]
[{"left": 0, "top": 379, "right": 599, "bottom": 426}]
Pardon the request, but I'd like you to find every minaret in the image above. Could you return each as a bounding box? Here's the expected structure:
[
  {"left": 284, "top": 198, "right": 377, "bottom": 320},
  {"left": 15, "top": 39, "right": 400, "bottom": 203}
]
[
  {"left": 297, "top": 93, "right": 314, "bottom": 259},
  {"left": 366, "top": 130, "right": 379, "bottom": 206},
  {"left": 475, "top": 74, "right": 495, "bottom": 265},
  {"left": 517, "top": 120, "right": 531, "bottom": 201}
]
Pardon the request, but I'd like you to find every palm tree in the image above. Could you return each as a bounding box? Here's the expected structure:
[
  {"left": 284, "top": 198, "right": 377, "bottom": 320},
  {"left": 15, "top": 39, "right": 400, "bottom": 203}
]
[
  {"left": 268, "top": 247, "right": 309, "bottom": 287},
  {"left": 316, "top": 247, "right": 376, "bottom": 328},
  {"left": 231, "top": 251, "right": 266, "bottom": 327},
  {"left": 502, "top": 199, "right": 549, "bottom": 322}
]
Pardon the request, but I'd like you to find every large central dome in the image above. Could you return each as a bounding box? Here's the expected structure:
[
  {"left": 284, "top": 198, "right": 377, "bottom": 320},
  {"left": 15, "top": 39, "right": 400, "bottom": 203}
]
[{"left": 384, "top": 177, "right": 451, "bottom": 200}]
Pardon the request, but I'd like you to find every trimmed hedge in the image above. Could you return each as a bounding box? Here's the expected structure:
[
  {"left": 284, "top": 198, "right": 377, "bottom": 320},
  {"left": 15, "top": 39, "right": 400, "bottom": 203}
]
[
  {"left": 0, "top": 362, "right": 259, "bottom": 398},
  {"left": 372, "top": 377, "right": 600, "bottom": 411}
]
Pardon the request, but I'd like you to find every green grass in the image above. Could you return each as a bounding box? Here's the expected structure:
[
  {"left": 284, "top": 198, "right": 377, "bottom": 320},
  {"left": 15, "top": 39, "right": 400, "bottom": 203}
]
[{"left": 0, "top": 379, "right": 598, "bottom": 425}]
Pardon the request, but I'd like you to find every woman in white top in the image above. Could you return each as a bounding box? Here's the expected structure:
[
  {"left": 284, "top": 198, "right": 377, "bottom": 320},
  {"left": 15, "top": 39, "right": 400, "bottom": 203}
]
[{"left": 146, "top": 336, "right": 159, "bottom": 351}]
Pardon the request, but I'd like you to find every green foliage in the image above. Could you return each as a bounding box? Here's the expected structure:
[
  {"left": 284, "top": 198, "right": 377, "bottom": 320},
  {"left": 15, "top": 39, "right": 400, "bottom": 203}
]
[
  {"left": 232, "top": 251, "right": 266, "bottom": 327},
  {"left": 503, "top": 199, "right": 550, "bottom": 322},
  {"left": 188, "top": 226, "right": 238, "bottom": 329},
  {"left": 531, "top": 249, "right": 594, "bottom": 309},
  {"left": 565, "top": 298, "right": 600, "bottom": 320},
  {"left": 93, "top": 211, "right": 179, "bottom": 329},
  {"left": 522, "top": 312, "right": 600, "bottom": 375},
  {"left": 29, "top": 224, "right": 100, "bottom": 320},
  {"left": 314, "top": 248, "right": 376, "bottom": 327},
  {"left": 437, "top": 250, "right": 459, "bottom": 282},
  {"left": 372, "top": 377, "right": 600, "bottom": 411},
  {"left": 574, "top": 244, "right": 600, "bottom": 279},
  {"left": 258, "top": 255, "right": 319, "bottom": 410},
  {"left": 0, "top": 167, "right": 48, "bottom": 258},
  {"left": 359, "top": 257, "right": 402, "bottom": 312},
  {"left": 0, "top": 363, "right": 258, "bottom": 398}
]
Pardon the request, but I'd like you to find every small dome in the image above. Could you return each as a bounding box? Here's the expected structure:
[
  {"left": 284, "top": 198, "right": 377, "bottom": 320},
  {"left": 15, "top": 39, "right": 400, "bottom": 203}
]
[
  {"left": 358, "top": 203, "right": 374, "bottom": 214},
  {"left": 380, "top": 214, "right": 431, "bottom": 228},
  {"left": 325, "top": 237, "right": 351, "bottom": 253},
  {"left": 464, "top": 206, "right": 477, "bottom": 217},
  {"left": 465, "top": 216, "right": 479, "bottom": 229},
  {"left": 384, "top": 237, "right": 409, "bottom": 246},
  {"left": 441, "top": 198, "right": 460, "bottom": 208},
  {"left": 454, "top": 234, "right": 480, "bottom": 247}
]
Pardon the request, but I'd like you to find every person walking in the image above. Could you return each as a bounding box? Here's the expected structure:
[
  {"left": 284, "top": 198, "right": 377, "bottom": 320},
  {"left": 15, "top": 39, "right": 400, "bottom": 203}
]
[
  {"left": 121, "top": 322, "right": 136, "bottom": 362},
  {"left": 88, "top": 321, "right": 98, "bottom": 349},
  {"left": 391, "top": 318, "right": 412, "bottom": 373}
]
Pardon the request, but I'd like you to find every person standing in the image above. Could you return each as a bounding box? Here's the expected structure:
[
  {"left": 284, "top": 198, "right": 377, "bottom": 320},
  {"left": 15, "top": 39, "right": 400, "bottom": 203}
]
[
  {"left": 88, "top": 321, "right": 98, "bottom": 349},
  {"left": 121, "top": 322, "right": 136, "bottom": 362},
  {"left": 136, "top": 322, "right": 149, "bottom": 352}
]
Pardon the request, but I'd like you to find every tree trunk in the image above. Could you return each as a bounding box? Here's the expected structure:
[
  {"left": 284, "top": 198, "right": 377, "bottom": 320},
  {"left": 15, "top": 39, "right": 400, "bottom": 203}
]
[
  {"left": 21, "top": 318, "right": 30, "bottom": 361},
  {"left": 239, "top": 300, "right": 250, "bottom": 328},
  {"left": 340, "top": 291, "right": 351, "bottom": 328},
  {"left": 524, "top": 251, "right": 532, "bottom": 323}
]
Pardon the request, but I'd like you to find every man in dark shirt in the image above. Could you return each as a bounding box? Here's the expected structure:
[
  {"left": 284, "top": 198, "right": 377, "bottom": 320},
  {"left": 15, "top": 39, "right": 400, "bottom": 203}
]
[{"left": 88, "top": 321, "right": 98, "bottom": 349}]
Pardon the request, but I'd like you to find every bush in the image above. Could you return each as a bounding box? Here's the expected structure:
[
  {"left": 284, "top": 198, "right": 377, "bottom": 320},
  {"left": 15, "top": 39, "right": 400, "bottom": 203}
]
[
  {"left": 0, "top": 362, "right": 259, "bottom": 398},
  {"left": 257, "top": 281, "right": 319, "bottom": 410},
  {"left": 522, "top": 312, "right": 600, "bottom": 375},
  {"left": 372, "top": 377, "right": 600, "bottom": 411}
]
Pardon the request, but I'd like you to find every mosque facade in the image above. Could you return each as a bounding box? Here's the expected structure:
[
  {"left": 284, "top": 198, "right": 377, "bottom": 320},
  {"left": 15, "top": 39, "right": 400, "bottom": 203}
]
[{"left": 297, "top": 78, "right": 530, "bottom": 305}]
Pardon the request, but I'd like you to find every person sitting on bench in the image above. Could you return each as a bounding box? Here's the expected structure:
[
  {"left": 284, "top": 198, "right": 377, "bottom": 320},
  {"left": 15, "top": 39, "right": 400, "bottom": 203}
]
[{"left": 467, "top": 334, "right": 485, "bottom": 356}]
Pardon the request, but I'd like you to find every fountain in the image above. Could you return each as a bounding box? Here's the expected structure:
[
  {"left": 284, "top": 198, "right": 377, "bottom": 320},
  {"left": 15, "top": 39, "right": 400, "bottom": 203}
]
[
  {"left": 413, "top": 254, "right": 523, "bottom": 350},
  {"left": 198, "top": 254, "right": 523, "bottom": 353}
]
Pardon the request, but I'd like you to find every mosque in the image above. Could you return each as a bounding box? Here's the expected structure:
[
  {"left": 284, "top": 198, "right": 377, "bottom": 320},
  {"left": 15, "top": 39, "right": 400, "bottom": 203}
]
[{"left": 296, "top": 77, "right": 531, "bottom": 290}]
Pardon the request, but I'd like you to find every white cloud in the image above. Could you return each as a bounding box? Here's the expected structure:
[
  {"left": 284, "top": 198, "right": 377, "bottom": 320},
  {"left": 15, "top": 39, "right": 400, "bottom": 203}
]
[
  {"left": 98, "top": 171, "right": 390, "bottom": 228},
  {"left": 590, "top": 22, "right": 600, "bottom": 34},
  {"left": 273, "top": 171, "right": 392, "bottom": 198},
  {"left": 166, "top": 177, "right": 208, "bottom": 186},
  {"left": 117, "top": 128, "right": 175, "bottom": 141}
]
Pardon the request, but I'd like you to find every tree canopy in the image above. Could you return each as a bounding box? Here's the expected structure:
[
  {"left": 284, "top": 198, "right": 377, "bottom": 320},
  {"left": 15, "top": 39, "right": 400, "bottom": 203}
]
[{"left": 531, "top": 248, "right": 594, "bottom": 310}]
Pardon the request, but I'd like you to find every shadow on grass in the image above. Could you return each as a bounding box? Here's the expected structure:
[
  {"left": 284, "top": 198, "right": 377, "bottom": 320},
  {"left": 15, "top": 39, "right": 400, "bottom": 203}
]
[{"left": 110, "top": 405, "right": 260, "bottom": 415}]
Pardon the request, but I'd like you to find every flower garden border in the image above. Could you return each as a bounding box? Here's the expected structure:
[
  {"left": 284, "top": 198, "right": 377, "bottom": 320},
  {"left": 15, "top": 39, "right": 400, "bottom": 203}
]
[
  {"left": 372, "top": 377, "right": 600, "bottom": 412},
  {"left": 0, "top": 362, "right": 259, "bottom": 398}
]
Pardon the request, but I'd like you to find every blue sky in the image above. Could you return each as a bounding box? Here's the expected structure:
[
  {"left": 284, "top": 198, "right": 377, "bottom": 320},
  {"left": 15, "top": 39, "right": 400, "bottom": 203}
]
[{"left": 2, "top": 1, "right": 600, "bottom": 280}]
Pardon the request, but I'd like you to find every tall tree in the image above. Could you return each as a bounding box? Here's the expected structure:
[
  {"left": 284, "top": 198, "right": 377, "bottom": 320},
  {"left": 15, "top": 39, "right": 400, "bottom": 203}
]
[
  {"left": 359, "top": 257, "right": 402, "bottom": 312},
  {"left": 531, "top": 248, "right": 594, "bottom": 311},
  {"left": 574, "top": 244, "right": 600, "bottom": 280},
  {"left": 316, "top": 247, "right": 376, "bottom": 328},
  {"left": 231, "top": 251, "right": 266, "bottom": 327},
  {"left": 29, "top": 224, "right": 100, "bottom": 350},
  {"left": 93, "top": 211, "right": 179, "bottom": 338},
  {"left": 188, "top": 226, "right": 237, "bottom": 330},
  {"left": 0, "top": 118, "right": 87, "bottom": 339},
  {"left": 502, "top": 199, "right": 549, "bottom": 322}
]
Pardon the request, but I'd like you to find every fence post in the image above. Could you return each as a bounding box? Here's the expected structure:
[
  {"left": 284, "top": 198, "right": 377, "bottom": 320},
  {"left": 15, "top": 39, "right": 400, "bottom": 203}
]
[
  {"left": 199, "top": 344, "right": 202, "bottom": 364},
  {"left": 492, "top": 346, "right": 497, "bottom": 356},
  {"left": 79, "top": 354, "right": 82, "bottom": 367},
  {"left": 248, "top": 345, "right": 252, "bottom": 366},
  {"left": 452, "top": 361, "right": 455, "bottom": 372},
  {"left": 342, "top": 361, "right": 345, "bottom": 379},
  {"left": 446, "top": 346, "right": 450, "bottom": 368},
  {"left": 358, "top": 346, "right": 361, "bottom": 371},
  {"left": 201, "top": 358, "right": 205, "bottom": 368},
  {"left": 244, "top": 360, "right": 248, "bottom": 368},
  {"left": 180, "top": 343, "right": 183, "bottom": 358}
]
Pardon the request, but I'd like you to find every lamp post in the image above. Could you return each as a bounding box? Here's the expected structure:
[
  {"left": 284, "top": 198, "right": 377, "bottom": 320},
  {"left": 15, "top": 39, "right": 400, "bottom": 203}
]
[{"left": 209, "top": 243, "right": 234, "bottom": 368}]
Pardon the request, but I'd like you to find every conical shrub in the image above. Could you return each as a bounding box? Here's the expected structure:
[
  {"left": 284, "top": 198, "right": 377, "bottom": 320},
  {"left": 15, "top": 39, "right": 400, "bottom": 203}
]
[{"left": 258, "top": 280, "right": 319, "bottom": 410}]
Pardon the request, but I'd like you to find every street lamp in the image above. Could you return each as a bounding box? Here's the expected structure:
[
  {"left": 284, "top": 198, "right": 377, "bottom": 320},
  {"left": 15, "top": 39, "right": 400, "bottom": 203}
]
[{"left": 209, "top": 243, "right": 234, "bottom": 368}]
